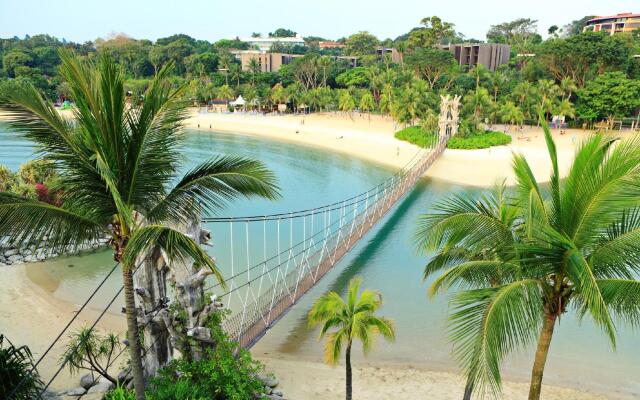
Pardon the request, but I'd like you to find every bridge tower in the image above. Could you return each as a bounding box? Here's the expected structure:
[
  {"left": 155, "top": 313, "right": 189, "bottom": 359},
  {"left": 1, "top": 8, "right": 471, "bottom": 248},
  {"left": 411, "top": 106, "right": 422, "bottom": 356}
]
[{"left": 438, "top": 94, "right": 461, "bottom": 139}]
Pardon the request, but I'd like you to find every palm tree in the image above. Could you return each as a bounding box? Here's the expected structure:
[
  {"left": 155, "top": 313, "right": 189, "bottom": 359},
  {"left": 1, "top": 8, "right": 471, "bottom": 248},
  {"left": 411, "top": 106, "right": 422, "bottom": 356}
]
[
  {"left": 559, "top": 77, "right": 577, "bottom": 102},
  {"left": 247, "top": 58, "right": 261, "bottom": 86},
  {"left": 308, "top": 277, "right": 395, "bottom": 400},
  {"left": 0, "top": 51, "right": 279, "bottom": 400},
  {"left": 500, "top": 101, "right": 524, "bottom": 131},
  {"left": 416, "top": 120, "right": 640, "bottom": 400},
  {"left": 536, "top": 79, "right": 561, "bottom": 123}
]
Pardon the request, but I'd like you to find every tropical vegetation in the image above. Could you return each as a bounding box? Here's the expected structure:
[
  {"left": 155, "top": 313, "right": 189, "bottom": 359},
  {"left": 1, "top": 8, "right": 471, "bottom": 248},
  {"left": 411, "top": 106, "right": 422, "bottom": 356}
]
[
  {"left": 0, "top": 335, "right": 43, "bottom": 400},
  {"left": 0, "top": 51, "right": 279, "bottom": 399},
  {"left": 0, "top": 16, "right": 638, "bottom": 134},
  {"left": 415, "top": 120, "right": 640, "bottom": 399},
  {"left": 308, "top": 276, "right": 395, "bottom": 400}
]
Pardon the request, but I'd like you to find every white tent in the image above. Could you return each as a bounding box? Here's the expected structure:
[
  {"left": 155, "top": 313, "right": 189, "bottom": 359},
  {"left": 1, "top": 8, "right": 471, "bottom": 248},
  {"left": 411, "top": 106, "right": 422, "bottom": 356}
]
[{"left": 229, "top": 96, "right": 246, "bottom": 107}]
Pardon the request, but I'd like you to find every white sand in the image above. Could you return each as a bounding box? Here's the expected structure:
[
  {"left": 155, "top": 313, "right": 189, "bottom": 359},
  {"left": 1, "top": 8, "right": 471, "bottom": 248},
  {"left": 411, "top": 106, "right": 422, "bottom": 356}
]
[
  {"left": 183, "top": 110, "right": 596, "bottom": 187},
  {"left": 258, "top": 357, "right": 612, "bottom": 400}
]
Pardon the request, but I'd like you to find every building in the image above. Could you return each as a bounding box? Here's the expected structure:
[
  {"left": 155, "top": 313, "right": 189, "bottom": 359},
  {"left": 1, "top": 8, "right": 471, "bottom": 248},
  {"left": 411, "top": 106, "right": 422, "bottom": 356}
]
[
  {"left": 318, "top": 41, "right": 346, "bottom": 49},
  {"left": 240, "top": 35, "right": 306, "bottom": 51},
  {"left": 376, "top": 47, "right": 402, "bottom": 64},
  {"left": 583, "top": 13, "right": 640, "bottom": 35},
  {"left": 234, "top": 51, "right": 302, "bottom": 72},
  {"left": 439, "top": 43, "right": 511, "bottom": 71},
  {"left": 234, "top": 51, "right": 358, "bottom": 72}
]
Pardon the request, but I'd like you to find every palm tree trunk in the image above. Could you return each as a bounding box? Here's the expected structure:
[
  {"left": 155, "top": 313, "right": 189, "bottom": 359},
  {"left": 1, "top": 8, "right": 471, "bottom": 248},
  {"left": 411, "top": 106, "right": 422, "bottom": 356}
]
[
  {"left": 462, "top": 379, "right": 473, "bottom": 400},
  {"left": 123, "top": 267, "right": 146, "bottom": 400},
  {"left": 345, "top": 341, "right": 353, "bottom": 400},
  {"left": 528, "top": 313, "right": 556, "bottom": 400}
]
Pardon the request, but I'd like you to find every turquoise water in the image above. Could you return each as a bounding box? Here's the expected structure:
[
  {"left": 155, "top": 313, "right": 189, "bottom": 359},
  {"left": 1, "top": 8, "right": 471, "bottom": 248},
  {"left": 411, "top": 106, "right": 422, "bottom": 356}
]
[{"left": 1, "top": 123, "right": 638, "bottom": 397}]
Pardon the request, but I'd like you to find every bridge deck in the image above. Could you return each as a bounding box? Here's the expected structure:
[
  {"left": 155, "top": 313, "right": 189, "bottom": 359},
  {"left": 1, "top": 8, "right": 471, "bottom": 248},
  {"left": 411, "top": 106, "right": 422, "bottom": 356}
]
[{"left": 220, "top": 139, "right": 448, "bottom": 348}]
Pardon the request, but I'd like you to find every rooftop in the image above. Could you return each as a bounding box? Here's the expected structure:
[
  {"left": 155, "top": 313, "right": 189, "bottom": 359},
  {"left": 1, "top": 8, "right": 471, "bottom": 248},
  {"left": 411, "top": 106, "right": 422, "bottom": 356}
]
[{"left": 587, "top": 13, "right": 640, "bottom": 23}]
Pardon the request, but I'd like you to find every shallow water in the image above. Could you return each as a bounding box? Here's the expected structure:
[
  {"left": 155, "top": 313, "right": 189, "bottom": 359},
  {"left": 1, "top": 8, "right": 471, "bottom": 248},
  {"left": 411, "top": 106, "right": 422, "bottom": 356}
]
[{"left": 1, "top": 123, "right": 638, "bottom": 397}]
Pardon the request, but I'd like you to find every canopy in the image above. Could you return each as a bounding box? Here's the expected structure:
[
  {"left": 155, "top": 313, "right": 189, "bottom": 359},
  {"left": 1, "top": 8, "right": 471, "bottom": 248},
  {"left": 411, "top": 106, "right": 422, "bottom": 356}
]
[{"left": 229, "top": 95, "right": 246, "bottom": 106}]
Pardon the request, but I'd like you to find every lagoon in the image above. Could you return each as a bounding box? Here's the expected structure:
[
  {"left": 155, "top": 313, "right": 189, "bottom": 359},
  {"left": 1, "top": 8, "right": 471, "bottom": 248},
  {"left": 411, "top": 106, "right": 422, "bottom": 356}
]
[{"left": 0, "top": 123, "right": 638, "bottom": 397}]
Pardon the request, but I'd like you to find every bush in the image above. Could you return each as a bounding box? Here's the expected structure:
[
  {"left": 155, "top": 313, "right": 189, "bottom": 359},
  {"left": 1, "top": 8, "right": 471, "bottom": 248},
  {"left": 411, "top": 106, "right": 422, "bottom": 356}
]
[
  {"left": 448, "top": 131, "right": 512, "bottom": 149},
  {"left": 394, "top": 126, "right": 437, "bottom": 148},
  {"left": 146, "top": 317, "right": 266, "bottom": 400},
  {"left": 104, "top": 384, "right": 136, "bottom": 400},
  {"left": 395, "top": 126, "right": 511, "bottom": 150},
  {"left": 0, "top": 335, "right": 43, "bottom": 400}
]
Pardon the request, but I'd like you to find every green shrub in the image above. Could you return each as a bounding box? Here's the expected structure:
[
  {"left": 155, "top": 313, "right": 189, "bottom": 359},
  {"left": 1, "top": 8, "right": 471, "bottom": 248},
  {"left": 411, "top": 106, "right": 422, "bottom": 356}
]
[
  {"left": 394, "top": 126, "right": 437, "bottom": 148},
  {"left": 448, "top": 131, "right": 512, "bottom": 149},
  {"left": 146, "top": 318, "right": 266, "bottom": 400},
  {"left": 395, "top": 126, "right": 511, "bottom": 150},
  {"left": 0, "top": 335, "right": 43, "bottom": 400},
  {"left": 104, "top": 384, "right": 136, "bottom": 400}
]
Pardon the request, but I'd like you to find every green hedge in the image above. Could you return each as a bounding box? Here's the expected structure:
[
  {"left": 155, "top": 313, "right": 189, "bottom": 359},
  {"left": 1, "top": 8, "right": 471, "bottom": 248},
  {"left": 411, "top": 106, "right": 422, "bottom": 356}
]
[
  {"left": 394, "top": 126, "right": 437, "bottom": 148},
  {"left": 395, "top": 126, "right": 511, "bottom": 150},
  {"left": 448, "top": 131, "right": 512, "bottom": 149}
]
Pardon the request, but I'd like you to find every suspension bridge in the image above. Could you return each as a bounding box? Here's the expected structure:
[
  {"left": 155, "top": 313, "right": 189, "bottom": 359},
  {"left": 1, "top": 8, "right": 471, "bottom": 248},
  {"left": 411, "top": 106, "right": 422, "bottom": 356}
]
[
  {"left": 8, "top": 96, "right": 460, "bottom": 399},
  {"left": 202, "top": 134, "right": 448, "bottom": 348}
]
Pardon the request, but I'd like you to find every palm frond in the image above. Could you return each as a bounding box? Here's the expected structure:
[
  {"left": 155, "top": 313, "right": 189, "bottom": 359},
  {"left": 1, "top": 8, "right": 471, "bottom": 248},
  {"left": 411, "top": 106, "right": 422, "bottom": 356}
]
[
  {"left": 0, "top": 192, "right": 105, "bottom": 254},
  {"left": 449, "top": 280, "right": 543, "bottom": 398},
  {"left": 429, "top": 260, "right": 521, "bottom": 297},
  {"left": 146, "top": 156, "right": 280, "bottom": 224},
  {"left": 597, "top": 279, "right": 640, "bottom": 329},
  {"left": 122, "top": 224, "right": 225, "bottom": 287}
]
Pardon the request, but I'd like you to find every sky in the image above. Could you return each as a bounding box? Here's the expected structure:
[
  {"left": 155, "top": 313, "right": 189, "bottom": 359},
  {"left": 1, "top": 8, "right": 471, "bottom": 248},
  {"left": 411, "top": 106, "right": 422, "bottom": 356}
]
[{"left": 0, "top": 0, "right": 637, "bottom": 43}]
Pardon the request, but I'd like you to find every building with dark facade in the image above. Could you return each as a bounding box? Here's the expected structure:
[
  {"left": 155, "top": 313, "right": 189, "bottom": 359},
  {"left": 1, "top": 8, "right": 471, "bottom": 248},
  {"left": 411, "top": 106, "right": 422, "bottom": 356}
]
[{"left": 439, "top": 43, "right": 511, "bottom": 71}]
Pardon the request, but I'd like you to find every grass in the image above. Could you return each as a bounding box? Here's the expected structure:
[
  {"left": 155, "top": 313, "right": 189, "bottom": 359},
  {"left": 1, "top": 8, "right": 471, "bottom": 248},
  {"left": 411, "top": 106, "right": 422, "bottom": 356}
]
[{"left": 395, "top": 126, "right": 511, "bottom": 150}]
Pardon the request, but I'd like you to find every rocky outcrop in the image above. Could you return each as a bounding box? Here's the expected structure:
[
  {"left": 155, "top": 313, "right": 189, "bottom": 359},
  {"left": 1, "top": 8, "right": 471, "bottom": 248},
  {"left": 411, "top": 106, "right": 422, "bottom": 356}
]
[{"left": 0, "top": 236, "right": 110, "bottom": 266}]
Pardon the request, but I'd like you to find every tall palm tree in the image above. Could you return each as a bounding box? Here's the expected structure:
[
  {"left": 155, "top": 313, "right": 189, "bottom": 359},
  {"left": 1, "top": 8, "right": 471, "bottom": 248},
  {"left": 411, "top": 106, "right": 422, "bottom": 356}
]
[
  {"left": 308, "top": 277, "right": 395, "bottom": 400},
  {"left": 416, "top": 120, "right": 640, "bottom": 400},
  {"left": 0, "top": 51, "right": 279, "bottom": 400}
]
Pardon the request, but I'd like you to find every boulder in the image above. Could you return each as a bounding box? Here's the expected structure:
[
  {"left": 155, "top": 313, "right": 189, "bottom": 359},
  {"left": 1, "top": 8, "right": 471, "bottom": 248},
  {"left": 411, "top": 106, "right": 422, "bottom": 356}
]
[
  {"left": 86, "top": 377, "right": 114, "bottom": 394},
  {"left": 259, "top": 374, "right": 279, "bottom": 388},
  {"left": 41, "top": 390, "right": 62, "bottom": 400},
  {"left": 80, "top": 373, "right": 97, "bottom": 390},
  {"left": 272, "top": 390, "right": 284, "bottom": 397},
  {"left": 8, "top": 254, "right": 24, "bottom": 263},
  {"left": 4, "top": 248, "right": 19, "bottom": 257},
  {"left": 117, "top": 368, "right": 132, "bottom": 383},
  {"left": 64, "top": 386, "right": 87, "bottom": 397}
]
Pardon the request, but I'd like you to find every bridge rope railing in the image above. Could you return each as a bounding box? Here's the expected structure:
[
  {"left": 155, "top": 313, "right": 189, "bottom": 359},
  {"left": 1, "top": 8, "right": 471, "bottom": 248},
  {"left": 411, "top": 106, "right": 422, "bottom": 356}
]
[{"left": 204, "top": 135, "right": 448, "bottom": 347}]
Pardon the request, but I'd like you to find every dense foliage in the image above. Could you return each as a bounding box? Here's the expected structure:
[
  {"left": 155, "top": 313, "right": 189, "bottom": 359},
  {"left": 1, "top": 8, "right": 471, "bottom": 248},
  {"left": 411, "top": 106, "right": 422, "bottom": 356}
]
[
  {"left": 146, "top": 316, "right": 266, "bottom": 400},
  {"left": 0, "top": 160, "right": 61, "bottom": 203},
  {"left": 0, "top": 17, "right": 638, "bottom": 132},
  {"left": 0, "top": 335, "right": 43, "bottom": 400},
  {"left": 448, "top": 131, "right": 512, "bottom": 149},
  {"left": 395, "top": 126, "right": 511, "bottom": 149}
]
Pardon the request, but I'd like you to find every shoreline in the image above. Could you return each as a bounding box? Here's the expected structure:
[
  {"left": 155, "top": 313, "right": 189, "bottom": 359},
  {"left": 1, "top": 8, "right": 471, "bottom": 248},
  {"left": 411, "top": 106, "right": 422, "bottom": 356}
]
[
  {"left": 0, "top": 110, "right": 632, "bottom": 399},
  {"left": 182, "top": 110, "right": 590, "bottom": 187}
]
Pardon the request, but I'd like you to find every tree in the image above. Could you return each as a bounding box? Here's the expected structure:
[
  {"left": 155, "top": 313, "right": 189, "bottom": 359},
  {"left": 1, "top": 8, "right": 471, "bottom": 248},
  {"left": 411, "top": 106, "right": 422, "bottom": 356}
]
[
  {"left": 0, "top": 51, "right": 279, "bottom": 400},
  {"left": 308, "top": 277, "right": 395, "bottom": 400},
  {"left": 60, "top": 328, "right": 123, "bottom": 384},
  {"left": 358, "top": 90, "right": 375, "bottom": 115},
  {"left": 499, "top": 101, "right": 524, "bottom": 127},
  {"left": 407, "top": 16, "right": 455, "bottom": 50},
  {"left": 338, "top": 89, "right": 356, "bottom": 115},
  {"left": 486, "top": 18, "right": 538, "bottom": 49},
  {"left": 416, "top": 121, "right": 640, "bottom": 399},
  {"left": 576, "top": 72, "right": 640, "bottom": 124},
  {"left": 535, "top": 79, "right": 561, "bottom": 121},
  {"left": 405, "top": 48, "right": 456, "bottom": 89},
  {"left": 269, "top": 28, "right": 297, "bottom": 38},
  {"left": 562, "top": 16, "right": 596, "bottom": 37},
  {"left": 345, "top": 31, "right": 379, "bottom": 57}
]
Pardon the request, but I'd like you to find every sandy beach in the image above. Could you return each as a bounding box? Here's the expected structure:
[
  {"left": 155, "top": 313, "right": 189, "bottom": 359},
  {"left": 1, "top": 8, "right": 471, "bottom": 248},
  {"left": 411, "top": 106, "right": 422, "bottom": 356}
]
[
  {"left": 183, "top": 110, "right": 592, "bottom": 187},
  {"left": 0, "top": 110, "right": 632, "bottom": 399},
  {"left": 257, "top": 357, "right": 613, "bottom": 400}
]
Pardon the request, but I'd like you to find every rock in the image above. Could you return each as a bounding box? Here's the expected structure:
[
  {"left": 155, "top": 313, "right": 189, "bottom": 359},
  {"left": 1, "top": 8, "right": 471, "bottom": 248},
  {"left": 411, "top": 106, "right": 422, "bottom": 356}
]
[
  {"left": 262, "top": 395, "right": 285, "bottom": 400},
  {"left": 8, "top": 254, "right": 24, "bottom": 263},
  {"left": 272, "top": 390, "right": 283, "bottom": 397},
  {"left": 80, "top": 373, "right": 97, "bottom": 389},
  {"left": 79, "top": 394, "right": 104, "bottom": 400},
  {"left": 64, "top": 386, "right": 87, "bottom": 397},
  {"left": 4, "top": 248, "right": 19, "bottom": 257},
  {"left": 259, "top": 374, "right": 279, "bottom": 388},
  {"left": 264, "top": 386, "right": 273, "bottom": 395},
  {"left": 41, "top": 390, "right": 62, "bottom": 400},
  {"left": 117, "top": 368, "right": 132, "bottom": 383},
  {"left": 86, "top": 377, "right": 114, "bottom": 394},
  {"left": 23, "top": 255, "right": 38, "bottom": 263}
]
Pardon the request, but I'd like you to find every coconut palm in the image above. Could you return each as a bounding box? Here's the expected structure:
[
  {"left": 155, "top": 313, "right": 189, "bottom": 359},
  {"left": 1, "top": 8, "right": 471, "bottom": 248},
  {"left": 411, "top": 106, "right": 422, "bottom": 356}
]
[
  {"left": 500, "top": 101, "right": 524, "bottom": 130},
  {"left": 559, "top": 77, "right": 577, "bottom": 102},
  {"left": 0, "top": 51, "right": 279, "bottom": 400},
  {"left": 416, "top": 120, "right": 640, "bottom": 400},
  {"left": 308, "top": 277, "right": 395, "bottom": 400}
]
